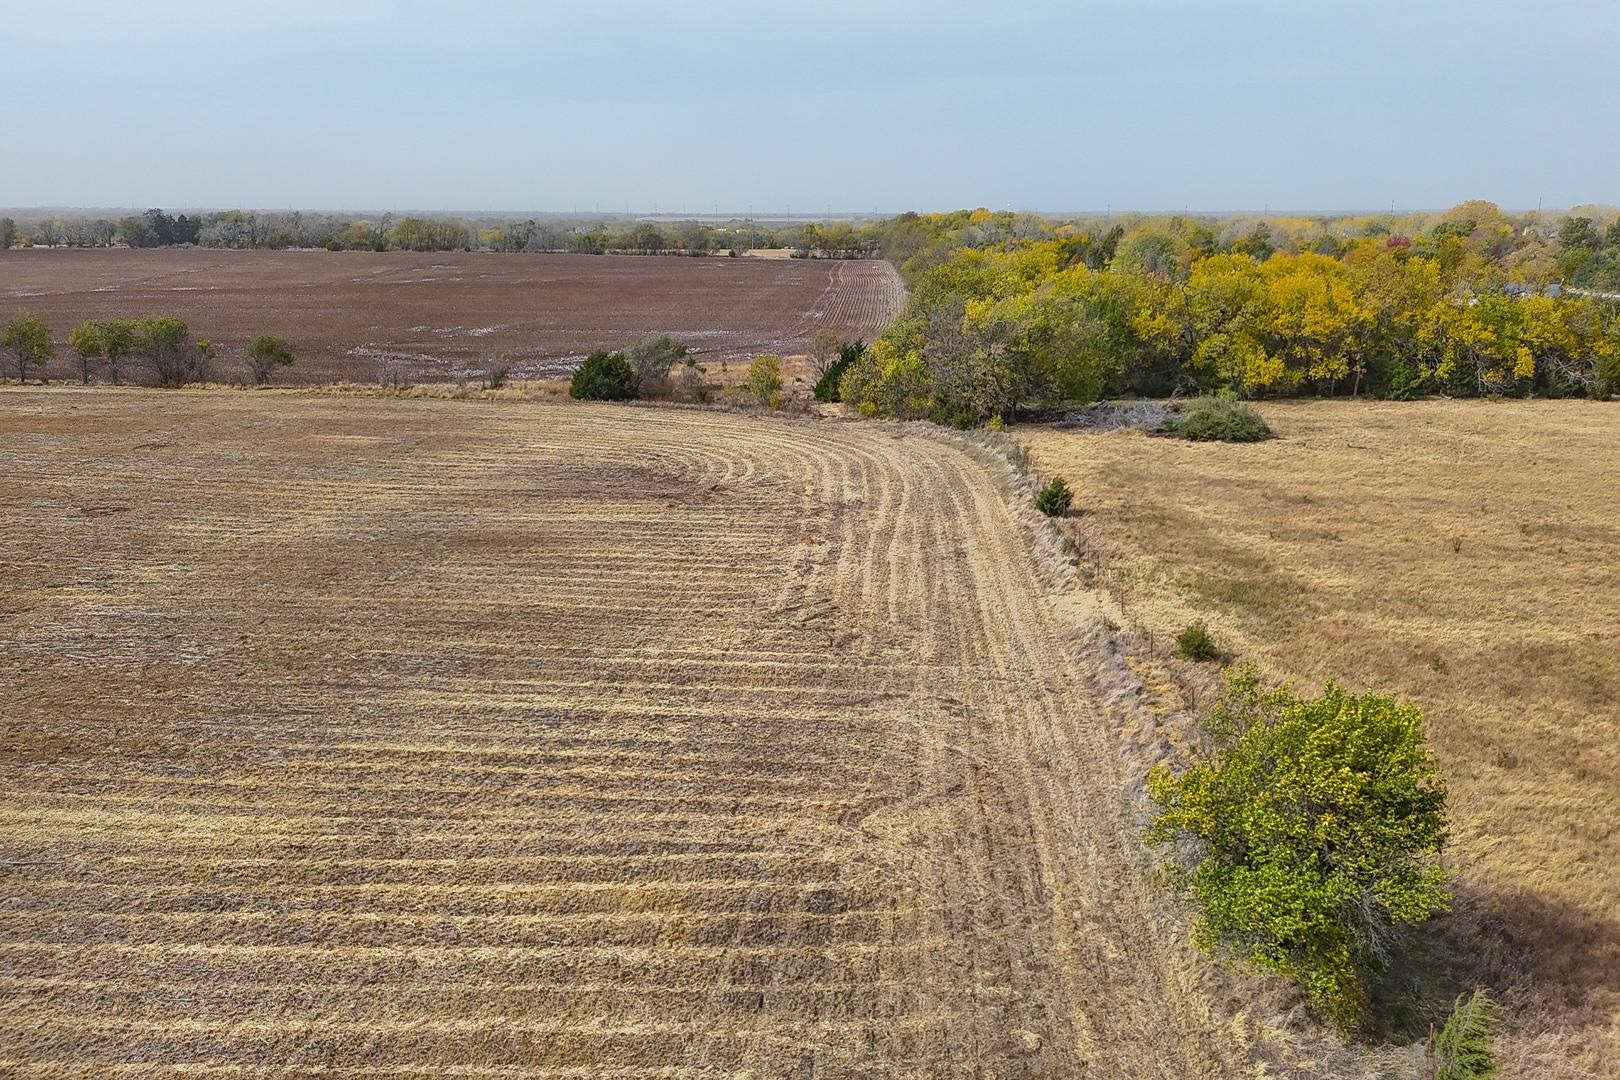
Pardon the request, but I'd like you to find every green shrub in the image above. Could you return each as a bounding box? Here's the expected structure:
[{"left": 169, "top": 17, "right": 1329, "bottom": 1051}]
[
  {"left": 1147, "top": 666, "right": 1450, "bottom": 1030},
  {"left": 246, "top": 334, "right": 295, "bottom": 386},
  {"left": 813, "top": 339, "right": 864, "bottom": 402},
  {"left": 1176, "top": 620, "right": 1219, "bottom": 661},
  {"left": 928, "top": 396, "right": 980, "bottom": 430},
  {"left": 1435, "top": 989, "right": 1498, "bottom": 1080},
  {"left": 745, "top": 354, "right": 783, "bottom": 405},
  {"left": 569, "top": 350, "right": 636, "bottom": 401},
  {"left": 1035, "top": 476, "right": 1073, "bottom": 517},
  {"left": 1172, "top": 394, "right": 1273, "bottom": 442}
]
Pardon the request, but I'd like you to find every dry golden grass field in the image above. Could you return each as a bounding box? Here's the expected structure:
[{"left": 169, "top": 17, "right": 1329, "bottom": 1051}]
[
  {"left": 0, "top": 389, "right": 1239, "bottom": 1078},
  {"left": 1022, "top": 400, "right": 1620, "bottom": 1078}
]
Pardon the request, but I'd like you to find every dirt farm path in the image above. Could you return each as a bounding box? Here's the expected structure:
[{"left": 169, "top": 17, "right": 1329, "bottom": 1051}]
[{"left": 0, "top": 391, "right": 1232, "bottom": 1077}]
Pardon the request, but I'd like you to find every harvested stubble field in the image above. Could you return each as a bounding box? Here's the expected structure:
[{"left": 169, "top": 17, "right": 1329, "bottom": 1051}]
[
  {"left": 0, "top": 389, "right": 1235, "bottom": 1077},
  {"left": 0, "top": 249, "right": 906, "bottom": 384},
  {"left": 1022, "top": 400, "right": 1620, "bottom": 1078}
]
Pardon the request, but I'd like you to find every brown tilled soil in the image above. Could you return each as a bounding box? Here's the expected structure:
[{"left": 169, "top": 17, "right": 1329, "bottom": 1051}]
[
  {"left": 0, "top": 250, "right": 907, "bottom": 384},
  {"left": 0, "top": 389, "right": 1235, "bottom": 1078}
]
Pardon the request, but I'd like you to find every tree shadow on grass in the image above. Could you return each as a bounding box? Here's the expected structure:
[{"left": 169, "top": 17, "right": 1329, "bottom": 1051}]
[{"left": 1368, "top": 879, "right": 1620, "bottom": 1044}]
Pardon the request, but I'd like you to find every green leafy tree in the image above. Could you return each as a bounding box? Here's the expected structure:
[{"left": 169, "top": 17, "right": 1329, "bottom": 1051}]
[
  {"left": 96, "top": 318, "right": 138, "bottom": 385},
  {"left": 142, "top": 208, "right": 177, "bottom": 246},
  {"left": 135, "top": 315, "right": 211, "bottom": 387},
  {"left": 1112, "top": 227, "right": 1184, "bottom": 278},
  {"left": 246, "top": 335, "right": 295, "bottom": 386},
  {"left": 0, "top": 217, "right": 16, "bottom": 250},
  {"left": 117, "top": 215, "right": 155, "bottom": 247},
  {"left": 745, "top": 354, "right": 783, "bottom": 406},
  {"left": 569, "top": 350, "right": 637, "bottom": 401},
  {"left": 1147, "top": 666, "right": 1449, "bottom": 1029},
  {"left": 389, "top": 217, "right": 429, "bottom": 251},
  {"left": 2, "top": 311, "right": 55, "bottom": 382},
  {"left": 1557, "top": 215, "right": 1600, "bottom": 254},
  {"left": 68, "top": 320, "right": 105, "bottom": 383},
  {"left": 621, "top": 222, "right": 665, "bottom": 254},
  {"left": 569, "top": 226, "right": 608, "bottom": 255}
]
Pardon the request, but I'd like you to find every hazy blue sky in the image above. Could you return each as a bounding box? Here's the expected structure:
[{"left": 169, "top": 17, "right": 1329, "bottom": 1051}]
[{"left": 6, "top": 0, "right": 1617, "bottom": 213}]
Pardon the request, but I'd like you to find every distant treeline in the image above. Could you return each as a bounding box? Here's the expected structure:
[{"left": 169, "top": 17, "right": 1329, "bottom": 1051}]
[
  {"left": 9, "top": 200, "right": 1620, "bottom": 412},
  {"left": 839, "top": 202, "right": 1620, "bottom": 421},
  {"left": 0, "top": 209, "right": 879, "bottom": 258}
]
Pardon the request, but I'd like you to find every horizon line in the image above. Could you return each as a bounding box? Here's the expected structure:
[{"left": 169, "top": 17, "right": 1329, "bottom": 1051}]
[{"left": 3, "top": 203, "right": 1613, "bottom": 220}]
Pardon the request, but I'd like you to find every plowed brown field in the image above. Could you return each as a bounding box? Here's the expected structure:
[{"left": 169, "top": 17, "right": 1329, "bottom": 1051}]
[
  {"left": 1, "top": 250, "right": 907, "bottom": 384},
  {"left": 0, "top": 390, "right": 1232, "bottom": 1078}
]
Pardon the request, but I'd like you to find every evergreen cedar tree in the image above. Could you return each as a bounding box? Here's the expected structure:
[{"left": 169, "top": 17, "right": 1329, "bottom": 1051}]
[
  {"left": 569, "top": 351, "right": 637, "bottom": 401},
  {"left": 1034, "top": 476, "right": 1072, "bottom": 517},
  {"left": 813, "top": 340, "right": 866, "bottom": 402}
]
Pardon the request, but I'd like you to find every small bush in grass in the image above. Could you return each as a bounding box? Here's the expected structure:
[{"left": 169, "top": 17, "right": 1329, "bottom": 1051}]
[
  {"left": 1176, "top": 620, "right": 1219, "bottom": 661},
  {"left": 1035, "top": 476, "right": 1072, "bottom": 517},
  {"left": 1434, "top": 989, "right": 1498, "bottom": 1080},
  {"left": 569, "top": 350, "right": 636, "bottom": 401},
  {"left": 1147, "top": 666, "right": 1449, "bottom": 1031},
  {"left": 1172, "top": 394, "right": 1272, "bottom": 442}
]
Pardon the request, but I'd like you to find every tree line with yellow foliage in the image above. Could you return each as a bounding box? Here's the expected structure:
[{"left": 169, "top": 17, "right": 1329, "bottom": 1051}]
[{"left": 843, "top": 203, "right": 1620, "bottom": 424}]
